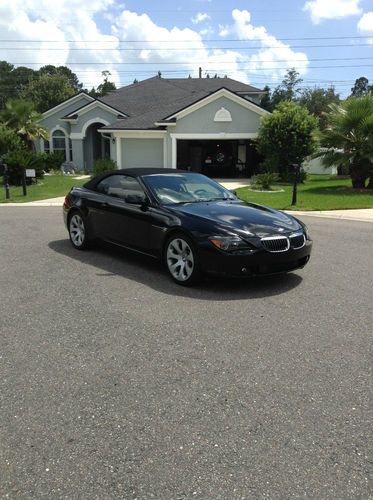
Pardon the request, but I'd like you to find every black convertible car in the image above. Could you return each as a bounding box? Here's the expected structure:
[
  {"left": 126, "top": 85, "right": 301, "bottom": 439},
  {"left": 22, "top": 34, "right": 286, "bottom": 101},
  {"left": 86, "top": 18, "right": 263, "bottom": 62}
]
[{"left": 63, "top": 168, "right": 312, "bottom": 285}]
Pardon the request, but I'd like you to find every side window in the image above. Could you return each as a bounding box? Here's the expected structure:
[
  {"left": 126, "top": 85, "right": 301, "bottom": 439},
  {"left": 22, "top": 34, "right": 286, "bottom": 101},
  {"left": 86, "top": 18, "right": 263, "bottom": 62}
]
[{"left": 96, "top": 175, "right": 146, "bottom": 203}]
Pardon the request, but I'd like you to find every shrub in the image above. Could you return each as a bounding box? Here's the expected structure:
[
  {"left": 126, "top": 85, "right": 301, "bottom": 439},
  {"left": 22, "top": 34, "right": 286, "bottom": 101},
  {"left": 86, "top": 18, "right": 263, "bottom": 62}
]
[
  {"left": 93, "top": 158, "right": 116, "bottom": 176},
  {"left": 0, "top": 123, "right": 24, "bottom": 156},
  {"left": 40, "top": 151, "right": 65, "bottom": 172},
  {"left": 281, "top": 168, "right": 308, "bottom": 184},
  {"left": 252, "top": 172, "right": 280, "bottom": 190},
  {"left": 3, "top": 150, "right": 45, "bottom": 185},
  {"left": 258, "top": 101, "right": 318, "bottom": 180}
]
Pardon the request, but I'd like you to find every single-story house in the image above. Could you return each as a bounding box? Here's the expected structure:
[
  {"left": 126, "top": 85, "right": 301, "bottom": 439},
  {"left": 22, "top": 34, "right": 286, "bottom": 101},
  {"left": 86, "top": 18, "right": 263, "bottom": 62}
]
[{"left": 37, "top": 76, "right": 269, "bottom": 177}]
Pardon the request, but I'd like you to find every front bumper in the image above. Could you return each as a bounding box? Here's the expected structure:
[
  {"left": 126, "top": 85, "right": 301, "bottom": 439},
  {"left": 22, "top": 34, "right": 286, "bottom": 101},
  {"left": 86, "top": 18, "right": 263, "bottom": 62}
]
[{"left": 198, "top": 240, "right": 312, "bottom": 277}]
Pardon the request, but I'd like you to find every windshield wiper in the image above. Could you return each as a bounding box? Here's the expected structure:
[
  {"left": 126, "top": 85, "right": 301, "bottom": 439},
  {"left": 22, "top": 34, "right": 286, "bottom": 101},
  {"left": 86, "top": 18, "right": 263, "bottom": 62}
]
[{"left": 205, "top": 196, "right": 235, "bottom": 201}]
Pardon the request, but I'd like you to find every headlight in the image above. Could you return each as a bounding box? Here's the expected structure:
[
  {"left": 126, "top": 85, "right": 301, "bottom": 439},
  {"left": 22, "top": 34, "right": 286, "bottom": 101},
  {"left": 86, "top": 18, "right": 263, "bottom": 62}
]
[{"left": 209, "top": 235, "right": 254, "bottom": 252}]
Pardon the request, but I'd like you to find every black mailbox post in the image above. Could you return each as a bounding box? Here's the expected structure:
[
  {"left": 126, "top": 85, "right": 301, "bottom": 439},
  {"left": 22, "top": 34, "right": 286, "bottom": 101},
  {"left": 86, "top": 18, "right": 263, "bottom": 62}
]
[
  {"left": 0, "top": 161, "right": 10, "bottom": 199},
  {"left": 289, "top": 163, "right": 300, "bottom": 206}
]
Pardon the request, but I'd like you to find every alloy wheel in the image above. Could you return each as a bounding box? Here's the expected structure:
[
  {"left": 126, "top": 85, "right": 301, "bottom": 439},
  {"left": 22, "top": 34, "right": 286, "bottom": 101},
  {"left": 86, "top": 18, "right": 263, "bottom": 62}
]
[
  {"left": 69, "top": 214, "right": 86, "bottom": 248},
  {"left": 166, "top": 237, "right": 195, "bottom": 282}
]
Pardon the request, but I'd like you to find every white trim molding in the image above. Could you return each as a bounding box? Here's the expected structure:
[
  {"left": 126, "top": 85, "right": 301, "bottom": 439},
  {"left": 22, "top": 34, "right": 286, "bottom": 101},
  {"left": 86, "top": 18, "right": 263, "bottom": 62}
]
[
  {"left": 71, "top": 118, "right": 111, "bottom": 139},
  {"left": 65, "top": 100, "right": 127, "bottom": 119},
  {"left": 42, "top": 93, "right": 94, "bottom": 120},
  {"left": 165, "top": 88, "right": 270, "bottom": 122},
  {"left": 50, "top": 126, "right": 70, "bottom": 161},
  {"left": 103, "top": 130, "right": 167, "bottom": 139},
  {"left": 154, "top": 121, "right": 177, "bottom": 127}
]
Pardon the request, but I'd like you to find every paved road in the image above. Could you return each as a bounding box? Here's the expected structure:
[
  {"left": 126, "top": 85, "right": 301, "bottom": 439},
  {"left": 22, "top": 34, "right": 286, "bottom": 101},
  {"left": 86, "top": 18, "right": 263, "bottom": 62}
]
[{"left": 0, "top": 208, "right": 372, "bottom": 499}]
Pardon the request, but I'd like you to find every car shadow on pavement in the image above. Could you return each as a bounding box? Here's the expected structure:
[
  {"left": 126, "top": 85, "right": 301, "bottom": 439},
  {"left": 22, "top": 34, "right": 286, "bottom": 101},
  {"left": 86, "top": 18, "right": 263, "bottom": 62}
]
[{"left": 49, "top": 239, "right": 303, "bottom": 301}]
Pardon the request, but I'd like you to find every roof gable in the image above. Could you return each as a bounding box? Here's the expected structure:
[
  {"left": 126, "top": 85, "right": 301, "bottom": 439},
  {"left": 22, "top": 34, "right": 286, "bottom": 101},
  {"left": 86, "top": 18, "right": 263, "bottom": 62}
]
[
  {"left": 163, "top": 88, "right": 270, "bottom": 122},
  {"left": 42, "top": 92, "right": 94, "bottom": 119},
  {"left": 62, "top": 99, "right": 127, "bottom": 120},
  {"left": 99, "top": 77, "right": 267, "bottom": 131}
]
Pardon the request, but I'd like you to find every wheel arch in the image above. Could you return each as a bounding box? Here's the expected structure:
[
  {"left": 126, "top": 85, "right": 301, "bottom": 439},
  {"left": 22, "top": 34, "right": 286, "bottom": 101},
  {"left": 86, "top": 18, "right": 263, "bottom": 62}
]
[{"left": 161, "top": 227, "right": 196, "bottom": 259}]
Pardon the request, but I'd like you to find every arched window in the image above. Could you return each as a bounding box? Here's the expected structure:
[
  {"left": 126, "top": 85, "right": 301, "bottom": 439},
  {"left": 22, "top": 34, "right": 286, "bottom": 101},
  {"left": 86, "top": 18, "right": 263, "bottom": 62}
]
[{"left": 52, "top": 130, "right": 67, "bottom": 160}]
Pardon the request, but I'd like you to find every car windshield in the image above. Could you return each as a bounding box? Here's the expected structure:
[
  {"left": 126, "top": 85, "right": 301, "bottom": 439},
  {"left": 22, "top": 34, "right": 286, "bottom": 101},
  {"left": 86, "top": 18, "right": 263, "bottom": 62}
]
[{"left": 142, "top": 172, "right": 236, "bottom": 205}]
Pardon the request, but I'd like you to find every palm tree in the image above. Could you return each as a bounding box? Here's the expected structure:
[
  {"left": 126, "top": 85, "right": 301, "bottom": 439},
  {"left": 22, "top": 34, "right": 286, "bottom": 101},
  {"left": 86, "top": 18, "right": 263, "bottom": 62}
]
[
  {"left": 316, "top": 95, "right": 373, "bottom": 189},
  {"left": 0, "top": 99, "right": 48, "bottom": 150}
]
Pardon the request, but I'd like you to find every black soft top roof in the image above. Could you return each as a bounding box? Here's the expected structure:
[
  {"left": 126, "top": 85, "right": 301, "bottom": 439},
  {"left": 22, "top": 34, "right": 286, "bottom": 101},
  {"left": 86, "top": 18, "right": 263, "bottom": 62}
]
[{"left": 84, "top": 168, "right": 189, "bottom": 190}]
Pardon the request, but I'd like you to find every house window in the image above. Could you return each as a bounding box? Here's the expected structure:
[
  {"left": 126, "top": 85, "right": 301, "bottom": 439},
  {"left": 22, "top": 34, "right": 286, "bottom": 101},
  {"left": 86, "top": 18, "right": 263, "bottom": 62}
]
[
  {"left": 52, "top": 130, "right": 67, "bottom": 160},
  {"left": 69, "top": 139, "right": 73, "bottom": 161},
  {"left": 43, "top": 139, "right": 50, "bottom": 153}
]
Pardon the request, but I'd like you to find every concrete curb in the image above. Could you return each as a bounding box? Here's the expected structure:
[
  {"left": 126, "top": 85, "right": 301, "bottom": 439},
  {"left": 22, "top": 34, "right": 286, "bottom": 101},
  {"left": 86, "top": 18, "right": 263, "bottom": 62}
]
[{"left": 286, "top": 210, "right": 373, "bottom": 223}]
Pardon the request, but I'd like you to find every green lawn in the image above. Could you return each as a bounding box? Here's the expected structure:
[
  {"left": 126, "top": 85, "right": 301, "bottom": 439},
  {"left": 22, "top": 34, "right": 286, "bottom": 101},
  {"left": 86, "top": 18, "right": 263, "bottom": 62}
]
[
  {"left": 236, "top": 175, "right": 373, "bottom": 211},
  {"left": 0, "top": 175, "right": 88, "bottom": 203},
  {"left": 1, "top": 173, "right": 373, "bottom": 210}
]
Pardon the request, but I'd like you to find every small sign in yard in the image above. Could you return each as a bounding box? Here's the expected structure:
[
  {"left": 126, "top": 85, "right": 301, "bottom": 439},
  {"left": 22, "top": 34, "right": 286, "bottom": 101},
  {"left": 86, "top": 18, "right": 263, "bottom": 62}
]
[{"left": 25, "top": 169, "right": 36, "bottom": 178}]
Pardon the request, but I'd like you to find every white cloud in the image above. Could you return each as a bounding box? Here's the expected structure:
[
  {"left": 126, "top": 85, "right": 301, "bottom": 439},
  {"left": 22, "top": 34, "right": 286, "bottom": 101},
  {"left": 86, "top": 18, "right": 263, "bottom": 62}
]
[
  {"left": 199, "top": 27, "right": 214, "bottom": 37},
  {"left": 358, "top": 11, "right": 373, "bottom": 44},
  {"left": 303, "top": 0, "right": 362, "bottom": 24},
  {"left": 191, "top": 13, "right": 210, "bottom": 24},
  {"left": 219, "top": 9, "right": 309, "bottom": 81},
  {"left": 0, "top": 3, "right": 309, "bottom": 89},
  {"left": 111, "top": 10, "right": 209, "bottom": 78},
  {"left": 0, "top": 0, "right": 121, "bottom": 88},
  {"left": 357, "top": 12, "right": 373, "bottom": 33},
  {"left": 218, "top": 24, "right": 230, "bottom": 37}
]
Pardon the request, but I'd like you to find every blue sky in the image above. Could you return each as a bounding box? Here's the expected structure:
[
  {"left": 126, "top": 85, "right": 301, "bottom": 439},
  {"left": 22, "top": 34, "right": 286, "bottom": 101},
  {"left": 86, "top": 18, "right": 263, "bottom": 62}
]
[{"left": 1, "top": 0, "right": 372, "bottom": 96}]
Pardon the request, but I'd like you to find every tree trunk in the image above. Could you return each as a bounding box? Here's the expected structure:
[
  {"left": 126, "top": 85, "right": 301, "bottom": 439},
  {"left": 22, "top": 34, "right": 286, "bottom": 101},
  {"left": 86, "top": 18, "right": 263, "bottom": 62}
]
[
  {"left": 350, "top": 164, "right": 369, "bottom": 189},
  {"left": 367, "top": 176, "right": 373, "bottom": 189},
  {"left": 351, "top": 175, "right": 367, "bottom": 189}
]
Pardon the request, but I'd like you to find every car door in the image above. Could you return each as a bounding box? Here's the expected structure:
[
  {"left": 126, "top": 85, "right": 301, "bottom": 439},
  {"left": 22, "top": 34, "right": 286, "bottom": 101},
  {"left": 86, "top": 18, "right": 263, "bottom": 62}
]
[{"left": 93, "top": 174, "right": 153, "bottom": 252}]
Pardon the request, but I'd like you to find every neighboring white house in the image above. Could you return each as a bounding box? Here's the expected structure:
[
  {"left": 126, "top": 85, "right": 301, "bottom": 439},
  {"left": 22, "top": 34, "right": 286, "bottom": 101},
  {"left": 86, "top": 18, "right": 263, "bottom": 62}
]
[{"left": 303, "top": 156, "right": 337, "bottom": 175}]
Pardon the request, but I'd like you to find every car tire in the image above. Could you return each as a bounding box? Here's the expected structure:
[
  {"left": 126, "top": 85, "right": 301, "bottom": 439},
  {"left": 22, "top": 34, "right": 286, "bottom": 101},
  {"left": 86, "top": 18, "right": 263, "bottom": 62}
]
[
  {"left": 164, "top": 233, "right": 201, "bottom": 285},
  {"left": 68, "top": 211, "right": 91, "bottom": 250}
]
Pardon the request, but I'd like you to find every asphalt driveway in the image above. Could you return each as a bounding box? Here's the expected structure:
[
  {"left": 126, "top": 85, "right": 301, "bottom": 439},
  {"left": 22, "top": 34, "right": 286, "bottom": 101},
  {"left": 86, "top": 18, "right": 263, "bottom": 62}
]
[{"left": 0, "top": 207, "right": 372, "bottom": 499}]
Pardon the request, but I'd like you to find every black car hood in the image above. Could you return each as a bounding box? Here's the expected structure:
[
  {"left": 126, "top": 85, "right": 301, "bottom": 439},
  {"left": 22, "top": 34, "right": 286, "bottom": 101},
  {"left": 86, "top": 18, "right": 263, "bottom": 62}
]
[{"left": 171, "top": 200, "right": 302, "bottom": 237}]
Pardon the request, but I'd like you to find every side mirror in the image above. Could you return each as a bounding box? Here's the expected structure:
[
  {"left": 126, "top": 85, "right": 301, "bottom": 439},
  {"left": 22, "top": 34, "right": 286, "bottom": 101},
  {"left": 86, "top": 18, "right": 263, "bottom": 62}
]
[
  {"left": 140, "top": 197, "right": 150, "bottom": 212},
  {"left": 126, "top": 193, "right": 146, "bottom": 204}
]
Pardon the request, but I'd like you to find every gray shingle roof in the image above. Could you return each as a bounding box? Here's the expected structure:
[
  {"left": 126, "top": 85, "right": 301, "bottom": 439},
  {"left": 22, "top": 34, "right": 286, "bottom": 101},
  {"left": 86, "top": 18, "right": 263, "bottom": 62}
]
[{"left": 98, "top": 76, "right": 264, "bottom": 131}]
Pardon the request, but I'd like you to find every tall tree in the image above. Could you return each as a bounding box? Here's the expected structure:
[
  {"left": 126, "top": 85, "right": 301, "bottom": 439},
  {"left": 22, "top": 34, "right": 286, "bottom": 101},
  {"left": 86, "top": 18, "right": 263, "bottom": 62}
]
[
  {"left": 261, "top": 68, "right": 303, "bottom": 111},
  {"left": 260, "top": 85, "right": 272, "bottom": 111},
  {"left": 0, "top": 61, "right": 37, "bottom": 109},
  {"left": 316, "top": 96, "right": 373, "bottom": 189},
  {"left": 299, "top": 86, "right": 340, "bottom": 128},
  {"left": 89, "top": 71, "right": 116, "bottom": 98},
  {"left": 38, "top": 65, "right": 83, "bottom": 93},
  {"left": 20, "top": 74, "right": 76, "bottom": 112},
  {"left": 0, "top": 99, "right": 48, "bottom": 150},
  {"left": 258, "top": 101, "right": 318, "bottom": 179},
  {"left": 350, "top": 77, "right": 372, "bottom": 97}
]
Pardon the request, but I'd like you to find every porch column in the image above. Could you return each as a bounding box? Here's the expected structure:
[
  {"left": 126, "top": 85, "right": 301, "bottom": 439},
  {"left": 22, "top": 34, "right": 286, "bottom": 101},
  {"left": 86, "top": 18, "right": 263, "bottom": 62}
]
[
  {"left": 115, "top": 137, "right": 122, "bottom": 168},
  {"left": 71, "top": 139, "right": 84, "bottom": 171},
  {"left": 171, "top": 135, "right": 177, "bottom": 169}
]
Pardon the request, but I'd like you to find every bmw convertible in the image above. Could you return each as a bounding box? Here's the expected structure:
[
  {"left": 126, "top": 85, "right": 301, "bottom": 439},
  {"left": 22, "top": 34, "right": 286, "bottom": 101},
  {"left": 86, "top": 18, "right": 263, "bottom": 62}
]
[{"left": 63, "top": 168, "right": 312, "bottom": 285}]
